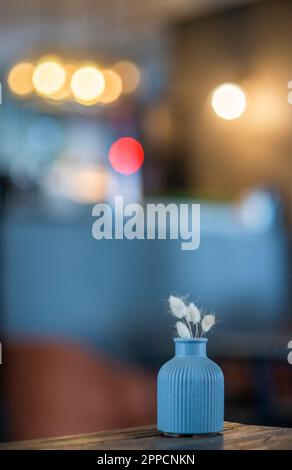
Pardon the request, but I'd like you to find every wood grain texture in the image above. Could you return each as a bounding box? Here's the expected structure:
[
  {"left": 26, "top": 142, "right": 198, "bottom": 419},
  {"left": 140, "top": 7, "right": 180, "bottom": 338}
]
[{"left": 1, "top": 422, "right": 291, "bottom": 450}]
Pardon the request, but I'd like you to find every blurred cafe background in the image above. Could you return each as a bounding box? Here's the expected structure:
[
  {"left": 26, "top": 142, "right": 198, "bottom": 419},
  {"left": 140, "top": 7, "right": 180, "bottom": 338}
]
[{"left": 0, "top": 0, "right": 292, "bottom": 441}]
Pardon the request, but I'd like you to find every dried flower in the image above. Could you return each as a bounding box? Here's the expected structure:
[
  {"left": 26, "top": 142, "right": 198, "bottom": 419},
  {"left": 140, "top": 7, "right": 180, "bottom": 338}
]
[
  {"left": 201, "top": 314, "right": 216, "bottom": 333},
  {"left": 186, "top": 303, "right": 201, "bottom": 324},
  {"left": 176, "top": 321, "right": 192, "bottom": 338},
  {"left": 168, "top": 295, "right": 217, "bottom": 338},
  {"left": 169, "top": 295, "right": 187, "bottom": 319}
]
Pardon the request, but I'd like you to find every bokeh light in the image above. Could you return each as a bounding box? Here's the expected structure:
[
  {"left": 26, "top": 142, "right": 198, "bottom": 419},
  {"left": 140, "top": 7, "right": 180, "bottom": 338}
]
[
  {"left": 109, "top": 137, "right": 144, "bottom": 175},
  {"left": 211, "top": 83, "right": 246, "bottom": 120},
  {"left": 239, "top": 190, "right": 277, "bottom": 233},
  {"left": 46, "top": 164, "right": 109, "bottom": 204},
  {"left": 66, "top": 166, "right": 109, "bottom": 203},
  {"left": 49, "top": 63, "right": 77, "bottom": 102},
  {"left": 33, "top": 59, "right": 66, "bottom": 97},
  {"left": 8, "top": 62, "right": 34, "bottom": 97},
  {"left": 7, "top": 57, "right": 141, "bottom": 104},
  {"left": 100, "top": 69, "right": 123, "bottom": 104},
  {"left": 71, "top": 65, "right": 105, "bottom": 105},
  {"left": 113, "top": 61, "right": 140, "bottom": 94}
]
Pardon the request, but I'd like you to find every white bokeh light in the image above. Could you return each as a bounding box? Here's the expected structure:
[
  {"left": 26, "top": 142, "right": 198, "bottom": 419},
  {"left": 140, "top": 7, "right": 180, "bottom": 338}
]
[{"left": 211, "top": 83, "right": 246, "bottom": 120}]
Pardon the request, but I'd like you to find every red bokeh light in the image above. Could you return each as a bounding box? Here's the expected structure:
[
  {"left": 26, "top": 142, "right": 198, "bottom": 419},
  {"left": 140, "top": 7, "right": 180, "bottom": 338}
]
[{"left": 109, "top": 137, "right": 144, "bottom": 175}]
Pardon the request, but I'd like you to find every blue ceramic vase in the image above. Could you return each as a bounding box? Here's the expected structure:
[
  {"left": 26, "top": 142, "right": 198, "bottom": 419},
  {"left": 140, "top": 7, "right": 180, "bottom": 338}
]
[{"left": 157, "top": 338, "right": 224, "bottom": 435}]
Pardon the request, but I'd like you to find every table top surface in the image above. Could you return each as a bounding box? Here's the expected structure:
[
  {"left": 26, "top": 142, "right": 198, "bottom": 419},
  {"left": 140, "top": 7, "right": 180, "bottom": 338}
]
[{"left": 1, "top": 422, "right": 292, "bottom": 450}]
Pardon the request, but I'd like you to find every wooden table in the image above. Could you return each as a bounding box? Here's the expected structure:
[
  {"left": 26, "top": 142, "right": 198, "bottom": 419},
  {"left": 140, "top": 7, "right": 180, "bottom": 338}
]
[{"left": 1, "top": 422, "right": 292, "bottom": 450}]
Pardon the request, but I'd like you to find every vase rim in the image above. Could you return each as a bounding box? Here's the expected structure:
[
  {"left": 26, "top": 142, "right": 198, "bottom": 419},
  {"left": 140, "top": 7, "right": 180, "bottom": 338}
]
[{"left": 174, "top": 338, "right": 208, "bottom": 343}]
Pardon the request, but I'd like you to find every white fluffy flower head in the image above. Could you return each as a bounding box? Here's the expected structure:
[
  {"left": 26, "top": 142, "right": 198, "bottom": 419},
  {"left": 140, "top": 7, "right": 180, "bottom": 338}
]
[
  {"left": 201, "top": 314, "right": 216, "bottom": 333},
  {"left": 176, "top": 321, "right": 191, "bottom": 338},
  {"left": 168, "top": 295, "right": 217, "bottom": 338},
  {"left": 169, "top": 295, "right": 187, "bottom": 319},
  {"left": 186, "top": 303, "right": 201, "bottom": 324}
]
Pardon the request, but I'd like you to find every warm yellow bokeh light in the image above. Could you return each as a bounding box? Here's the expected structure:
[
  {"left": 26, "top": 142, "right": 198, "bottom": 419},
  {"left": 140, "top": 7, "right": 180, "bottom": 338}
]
[
  {"left": 113, "top": 61, "right": 140, "bottom": 94},
  {"left": 59, "top": 165, "right": 109, "bottom": 203},
  {"left": 49, "top": 64, "right": 77, "bottom": 102},
  {"left": 69, "top": 167, "right": 109, "bottom": 203},
  {"left": 100, "top": 69, "right": 123, "bottom": 104},
  {"left": 71, "top": 65, "right": 105, "bottom": 105},
  {"left": 8, "top": 62, "right": 34, "bottom": 97},
  {"left": 211, "top": 83, "right": 246, "bottom": 120},
  {"left": 33, "top": 60, "right": 66, "bottom": 96}
]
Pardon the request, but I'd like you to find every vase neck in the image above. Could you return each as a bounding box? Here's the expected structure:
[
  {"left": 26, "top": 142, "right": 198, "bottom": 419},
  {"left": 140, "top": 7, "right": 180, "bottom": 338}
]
[{"left": 174, "top": 339, "right": 207, "bottom": 356}]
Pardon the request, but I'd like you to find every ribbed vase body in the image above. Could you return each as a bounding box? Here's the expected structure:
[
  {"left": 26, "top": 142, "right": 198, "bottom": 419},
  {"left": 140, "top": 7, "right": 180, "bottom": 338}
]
[{"left": 157, "top": 338, "right": 224, "bottom": 435}]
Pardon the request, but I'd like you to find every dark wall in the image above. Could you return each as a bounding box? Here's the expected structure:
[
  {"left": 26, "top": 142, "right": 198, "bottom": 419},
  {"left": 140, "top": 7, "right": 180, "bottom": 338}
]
[{"left": 171, "top": 0, "right": 292, "bottom": 215}]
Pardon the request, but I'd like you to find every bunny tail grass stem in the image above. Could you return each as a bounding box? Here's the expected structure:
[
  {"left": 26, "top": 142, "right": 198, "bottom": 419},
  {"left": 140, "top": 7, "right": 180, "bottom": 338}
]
[{"left": 186, "top": 318, "right": 193, "bottom": 338}]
